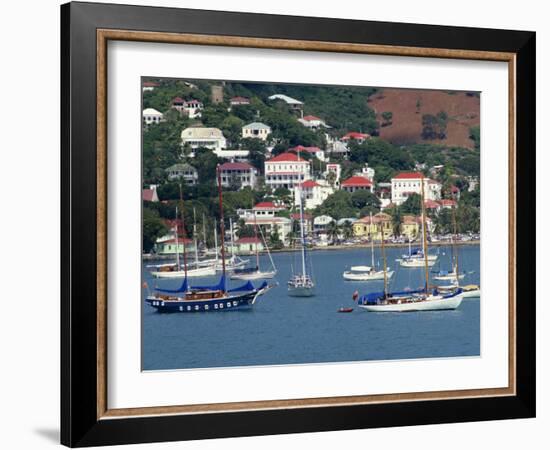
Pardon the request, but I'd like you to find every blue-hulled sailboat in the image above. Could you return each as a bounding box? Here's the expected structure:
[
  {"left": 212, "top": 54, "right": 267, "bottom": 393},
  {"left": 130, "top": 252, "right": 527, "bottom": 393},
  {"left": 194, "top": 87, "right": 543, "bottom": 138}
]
[
  {"left": 145, "top": 167, "right": 274, "bottom": 313},
  {"left": 355, "top": 175, "right": 463, "bottom": 312}
]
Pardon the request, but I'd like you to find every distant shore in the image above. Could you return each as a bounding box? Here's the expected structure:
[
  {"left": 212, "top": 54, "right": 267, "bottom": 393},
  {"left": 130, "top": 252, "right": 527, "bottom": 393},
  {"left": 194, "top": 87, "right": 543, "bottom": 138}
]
[{"left": 143, "top": 240, "right": 480, "bottom": 260}]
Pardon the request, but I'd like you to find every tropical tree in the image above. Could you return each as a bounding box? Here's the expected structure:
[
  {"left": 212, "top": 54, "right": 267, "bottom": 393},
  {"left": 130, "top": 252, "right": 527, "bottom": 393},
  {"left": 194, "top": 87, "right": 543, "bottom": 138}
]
[
  {"left": 401, "top": 193, "right": 422, "bottom": 215},
  {"left": 326, "top": 220, "right": 340, "bottom": 244},
  {"left": 389, "top": 206, "right": 403, "bottom": 238},
  {"left": 341, "top": 220, "right": 354, "bottom": 240},
  {"left": 143, "top": 207, "right": 168, "bottom": 253}
]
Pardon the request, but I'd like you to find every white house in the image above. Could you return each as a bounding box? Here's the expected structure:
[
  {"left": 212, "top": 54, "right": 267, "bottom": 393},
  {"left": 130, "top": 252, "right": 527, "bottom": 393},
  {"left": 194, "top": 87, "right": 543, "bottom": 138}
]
[
  {"left": 242, "top": 122, "right": 271, "bottom": 141},
  {"left": 268, "top": 94, "right": 304, "bottom": 111},
  {"left": 252, "top": 201, "right": 286, "bottom": 218},
  {"left": 142, "top": 108, "right": 164, "bottom": 125},
  {"left": 245, "top": 216, "right": 292, "bottom": 245},
  {"left": 219, "top": 162, "right": 258, "bottom": 189},
  {"left": 341, "top": 176, "right": 374, "bottom": 193},
  {"left": 313, "top": 215, "right": 335, "bottom": 233},
  {"left": 294, "top": 180, "right": 334, "bottom": 210},
  {"left": 181, "top": 127, "right": 227, "bottom": 151},
  {"left": 165, "top": 163, "right": 198, "bottom": 185},
  {"left": 213, "top": 149, "right": 250, "bottom": 162},
  {"left": 391, "top": 172, "right": 442, "bottom": 205},
  {"left": 264, "top": 152, "right": 311, "bottom": 190},
  {"left": 298, "top": 115, "right": 330, "bottom": 129},
  {"left": 354, "top": 163, "right": 375, "bottom": 181},
  {"left": 143, "top": 185, "right": 159, "bottom": 202},
  {"left": 172, "top": 98, "right": 203, "bottom": 118}
]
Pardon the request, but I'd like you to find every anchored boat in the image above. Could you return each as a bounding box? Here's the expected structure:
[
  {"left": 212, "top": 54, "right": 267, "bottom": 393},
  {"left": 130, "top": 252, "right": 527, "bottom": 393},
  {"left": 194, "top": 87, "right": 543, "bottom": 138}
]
[
  {"left": 356, "top": 175, "right": 463, "bottom": 312},
  {"left": 145, "top": 167, "right": 274, "bottom": 312}
]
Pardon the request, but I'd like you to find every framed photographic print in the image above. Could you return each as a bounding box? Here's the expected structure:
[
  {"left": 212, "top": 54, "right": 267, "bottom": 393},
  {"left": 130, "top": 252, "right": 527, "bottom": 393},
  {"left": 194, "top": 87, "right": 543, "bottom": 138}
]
[{"left": 61, "top": 1, "right": 535, "bottom": 447}]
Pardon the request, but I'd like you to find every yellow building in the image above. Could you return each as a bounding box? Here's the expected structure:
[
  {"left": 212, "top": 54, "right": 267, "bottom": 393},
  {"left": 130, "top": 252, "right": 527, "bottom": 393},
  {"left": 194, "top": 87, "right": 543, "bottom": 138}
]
[
  {"left": 401, "top": 215, "right": 421, "bottom": 240},
  {"left": 353, "top": 213, "right": 393, "bottom": 240}
]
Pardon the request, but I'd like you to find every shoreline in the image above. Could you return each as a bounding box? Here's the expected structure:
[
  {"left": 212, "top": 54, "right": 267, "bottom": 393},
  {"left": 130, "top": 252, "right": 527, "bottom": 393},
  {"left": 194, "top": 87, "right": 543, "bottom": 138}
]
[{"left": 143, "top": 240, "right": 480, "bottom": 260}]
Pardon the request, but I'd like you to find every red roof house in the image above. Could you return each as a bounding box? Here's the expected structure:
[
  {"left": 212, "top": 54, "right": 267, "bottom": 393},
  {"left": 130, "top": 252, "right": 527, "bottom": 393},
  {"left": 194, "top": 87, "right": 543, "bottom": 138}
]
[
  {"left": 342, "top": 132, "right": 370, "bottom": 141},
  {"left": 341, "top": 176, "right": 374, "bottom": 193},
  {"left": 266, "top": 152, "right": 306, "bottom": 162}
]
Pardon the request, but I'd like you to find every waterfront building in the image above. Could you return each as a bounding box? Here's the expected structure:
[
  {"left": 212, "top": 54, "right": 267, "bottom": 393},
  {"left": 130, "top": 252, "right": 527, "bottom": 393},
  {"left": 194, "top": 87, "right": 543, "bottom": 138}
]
[
  {"left": 252, "top": 201, "right": 286, "bottom": 218},
  {"left": 313, "top": 215, "right": 335, "bottom": 234},
  {"left": 293, "top": 179, "right": 334, "bottom": 210},
  {"left": 165, "top": 163, "right": 198, "bottom": 184},
  {"left": 231, "top": 236, "right": 265, "bottom": 255},
  {"left": 242, "top": 122, "right": 271, "bottom": 141},
  {"left": 391, "top": 172, "right": 442, "bottom": 205},
  {"left": 352, "top": 213, "right": 393, "bottom": 240},
  {"left": 219, "top": 162, "right": 258, "bottom": 189},
  {"left": 341, "top": 175, "right": 374, "bottom": 193},
  {"left": 264, "top": 152, "right": 311, "bottom": 190},
  {"left": 244, "top": 216, "right": 292, "bottom": 245},
  {"left": 142, "top": 108, "right": 164, "bottom": 125},
  {"left": 181, "top": 127, "right": 227, "bottom": 151}
]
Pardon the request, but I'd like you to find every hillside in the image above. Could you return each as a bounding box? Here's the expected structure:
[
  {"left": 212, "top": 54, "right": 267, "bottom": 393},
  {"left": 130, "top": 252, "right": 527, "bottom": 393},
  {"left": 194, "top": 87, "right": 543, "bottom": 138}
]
[{"left": 368, "top": 89, "right": 480, "bottom": 149}]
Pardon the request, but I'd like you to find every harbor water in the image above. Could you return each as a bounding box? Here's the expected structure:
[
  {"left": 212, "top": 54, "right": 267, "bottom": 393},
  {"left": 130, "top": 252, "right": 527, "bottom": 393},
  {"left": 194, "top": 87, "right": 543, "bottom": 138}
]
[{"left": 142, "top": 245, "right": 480, "bottom": 370}]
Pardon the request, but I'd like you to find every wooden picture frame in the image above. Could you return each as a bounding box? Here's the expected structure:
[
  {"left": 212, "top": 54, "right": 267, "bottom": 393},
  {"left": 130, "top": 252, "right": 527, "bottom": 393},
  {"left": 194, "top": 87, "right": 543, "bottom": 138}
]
[{"left": 61, "top": 1, "right": 535, "bottom": 447}]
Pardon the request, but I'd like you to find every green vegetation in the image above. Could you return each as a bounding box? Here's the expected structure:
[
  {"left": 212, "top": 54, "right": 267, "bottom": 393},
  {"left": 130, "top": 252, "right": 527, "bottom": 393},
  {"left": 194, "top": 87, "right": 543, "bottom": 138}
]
[{"left": 421, "top": 111, "right": 448, "bottom": 140}]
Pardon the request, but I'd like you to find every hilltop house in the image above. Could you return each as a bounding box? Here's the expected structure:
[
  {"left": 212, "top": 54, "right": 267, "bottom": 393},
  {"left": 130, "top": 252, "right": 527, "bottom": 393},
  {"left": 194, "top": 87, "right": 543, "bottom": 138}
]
[
  {"left": 171, "top": 98, "right": 203, "bottom": 118},
  {"left": 341, "top": 176, "right": 374, "bottom": 193},
  {"left": 298, "top": 115, "right": 329, "bottom": 129},
  {"left": 213, "top": 149, "right": 250, "bottom": 162},
  {"left": 289, "top": 145, "right": 326, "bottom": 161},
  {"left": 264, "top": 152, "right": 311, "bottom": 190},
  {"left": 230, "top": 96, "right": 250, "bottom": 106},
  {"left": 165, "top": 163, "right": 198, "bottom": 185},
  {"left": 391, "top": 172, "right": 442, "bottom": 205},
  {"left": 142, "top": 185, "right": 159, "bottom": 202},
  {"left": 341, "top": 131, "right": 370, "bottom": 144},
  {"left": 242, "top": 122, "right": 271, "bottom": 141},
  {"left": 439, "top": 199, "right": 458, "bottom": 209},
  {"left": 219, "top": 162, "right": 258, "bottom": 189},
  {"left": 268, "top": 94, "right": 303, "bottom": 111},
  {"left": 181, "top": 127, "right": 227, "bottom": 151},
  {"left": 142, "top": 81, "right": 159, "bottom": 91},
  {"left": 293, "top": 180, "right": 334, "bottom": 210},
  {"left": 142, "top": 108, "right": 164, "bottom": 125}
]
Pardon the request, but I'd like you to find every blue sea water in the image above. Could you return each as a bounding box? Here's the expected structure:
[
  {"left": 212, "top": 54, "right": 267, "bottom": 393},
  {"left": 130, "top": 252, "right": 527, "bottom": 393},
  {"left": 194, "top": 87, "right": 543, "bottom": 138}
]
[{"left": 142, "top": 245, "right": 480, "bottom": 370}]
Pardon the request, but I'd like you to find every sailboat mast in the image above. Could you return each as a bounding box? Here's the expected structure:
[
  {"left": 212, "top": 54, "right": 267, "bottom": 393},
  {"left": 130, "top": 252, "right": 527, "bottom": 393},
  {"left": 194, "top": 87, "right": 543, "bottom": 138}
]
[
  {"left": 178, "top": 184, "right": 188, "bottom": 280},
  {"left": 213, "top": 218, "right": 219, "bottom": 265},
  {"left": 381, "top": 222, "right": 388, "bottom": 297},
  {"left": 216, "top": 165, "right": 227, "bottom": 285},
  {"left": 193, "top": 207, "right": 199, "bottom": 268},
  {"left": 298, "top": 186, "right": 307, "bottom": 277},
  {"left": 230, "top": 218, "right": 235, "bottom": 259},
  {"left": 420, "top": 175, "right": 429, "bottom": 293},
  {"left": 254, "top": 215, "right": 260, "bottom": 269},
  {"left": 174, "top": 206, "right": 180, "bottom": 270},
  {"left": 202, "top": 213, "right": 206, "bottom": 249},
  {"left": 451, "top": 205, "right": 459, "bottom": 285},
  {"left": 370, "top": 212, "right": 374, "bottom": 267}
]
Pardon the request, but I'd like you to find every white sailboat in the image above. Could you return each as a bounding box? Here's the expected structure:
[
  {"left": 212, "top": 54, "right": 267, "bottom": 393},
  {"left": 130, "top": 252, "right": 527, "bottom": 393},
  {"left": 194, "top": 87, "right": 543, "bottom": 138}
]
[
  {"left": 356, "top": 175, "right": 463, "bottom": 312},
  {"left": 399, "top": 236, "right": 438, "bottom": 267},
  {"left": 288, "top": 186, "right": 315, "bottom": 296},
  {"left": 343, "top": 212, "right": 394, "bottom": 281},
  {"left": 231, "top": 217, "right": 277, "bottom": 280}
]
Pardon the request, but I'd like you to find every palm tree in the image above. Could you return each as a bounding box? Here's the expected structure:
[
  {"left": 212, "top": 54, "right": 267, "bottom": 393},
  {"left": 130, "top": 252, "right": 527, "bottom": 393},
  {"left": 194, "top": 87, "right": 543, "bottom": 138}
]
[
  {"left": 326, "top": 220, "right": 340, "bottom": 245},
  {"left": 341, "top": 220, "right": 354, "bottom": 240}
]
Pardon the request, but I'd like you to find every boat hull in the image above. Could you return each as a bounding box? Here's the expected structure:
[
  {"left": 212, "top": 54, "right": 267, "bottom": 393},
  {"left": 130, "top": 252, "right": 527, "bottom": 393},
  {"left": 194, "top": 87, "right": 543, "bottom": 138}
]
[
  {"left": 462, "top": 289, "right": 481, "bottom": 298},
  {"left": 358, "top": 293, "right": 463, "bottom": 312},
  {"left": 343, "top": 270, "right": 394, "bottom": 281},
  {"left": 433, "top": 273, "right": 465, "bottom": 281},
  {"left": 151, "top": 266, "right": 216, "bottom": 278},
  {"left": 400, "top": 259, "right": 437, "bottom": 268},
  {"left": 288, "top": 286, "right": 315, "bottom": 297},
  {"left": 230, "top": 270, "right": 277, "bottom": 280},
  {"left": 145, "top": 290, "right": 261, "bottom": 313}
]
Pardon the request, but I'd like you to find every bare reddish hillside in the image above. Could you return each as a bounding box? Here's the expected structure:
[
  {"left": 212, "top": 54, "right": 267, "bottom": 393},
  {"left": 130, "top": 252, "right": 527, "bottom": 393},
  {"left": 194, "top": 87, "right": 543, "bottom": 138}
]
[{"left": 368, "top": 89, "right": 480, "bottom": 149}]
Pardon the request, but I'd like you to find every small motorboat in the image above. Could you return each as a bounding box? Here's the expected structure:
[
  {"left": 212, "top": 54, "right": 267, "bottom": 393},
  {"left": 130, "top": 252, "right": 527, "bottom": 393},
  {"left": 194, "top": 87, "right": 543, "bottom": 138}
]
[{"left": 338, "top": 307, "right": 354, "bottom": 313}]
